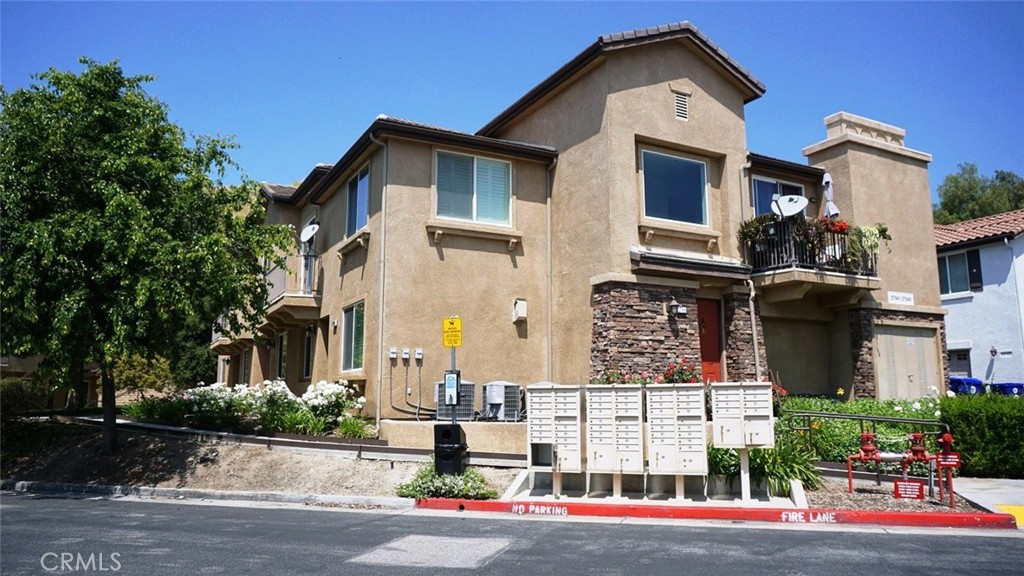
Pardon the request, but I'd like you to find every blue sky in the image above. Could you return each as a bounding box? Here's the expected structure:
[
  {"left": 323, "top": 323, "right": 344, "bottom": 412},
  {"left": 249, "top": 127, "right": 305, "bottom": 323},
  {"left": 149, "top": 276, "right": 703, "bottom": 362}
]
[{"left": 3, "top": 2, "right": 1022, "bottom": 203}]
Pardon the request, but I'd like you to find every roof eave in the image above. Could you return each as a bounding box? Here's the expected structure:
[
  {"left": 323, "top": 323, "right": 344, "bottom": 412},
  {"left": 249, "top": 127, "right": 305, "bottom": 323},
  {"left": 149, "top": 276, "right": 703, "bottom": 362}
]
[
  {"left": 937, "top": 232, "right": 1021, "bottom": 253},
  {"left": 478, "top": 22, "right": 765, "bottom": 137},
  {"left": 307, "top": 117, "right": 558, "bottom": 205}
]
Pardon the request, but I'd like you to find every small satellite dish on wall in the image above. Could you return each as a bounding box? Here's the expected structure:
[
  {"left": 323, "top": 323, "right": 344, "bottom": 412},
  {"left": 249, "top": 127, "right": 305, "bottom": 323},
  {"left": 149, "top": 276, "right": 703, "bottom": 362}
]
[
  {"left": 771, "top": 195, "right": 809, "bottom": 218},
  {"left": 299, "top": 223, "right": 320, "bottom": 243}
]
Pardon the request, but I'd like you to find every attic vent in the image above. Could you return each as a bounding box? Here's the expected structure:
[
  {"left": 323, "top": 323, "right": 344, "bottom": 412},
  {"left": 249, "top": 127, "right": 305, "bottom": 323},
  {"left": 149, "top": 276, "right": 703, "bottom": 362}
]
[{"left": 674, "top": 92, "right": 689, "bottom": 121}]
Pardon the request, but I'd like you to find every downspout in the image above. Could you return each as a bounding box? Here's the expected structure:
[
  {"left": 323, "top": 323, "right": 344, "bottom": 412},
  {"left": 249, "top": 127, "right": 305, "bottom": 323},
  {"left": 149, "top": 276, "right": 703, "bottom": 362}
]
[
  {"left": 746, "top": 279, "right": 762, "bottom": 382},
  {"left": 546, "top": 157, "right": 558, "bottom": 382},
  {"left": 1007, "top": 237, "right": 1024, "bottom": 375},
  {"left": 370, "top": 132, "right": 388, "bottom": 430},
  {"left": 740, "top": 160, "right": 760, "bottom": 382}
]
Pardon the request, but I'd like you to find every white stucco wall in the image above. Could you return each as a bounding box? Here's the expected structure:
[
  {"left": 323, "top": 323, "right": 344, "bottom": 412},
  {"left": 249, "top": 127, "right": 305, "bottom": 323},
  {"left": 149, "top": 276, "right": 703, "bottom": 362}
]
[{"left": 942, "top": 235, "right": 1024, "bottom": 383}]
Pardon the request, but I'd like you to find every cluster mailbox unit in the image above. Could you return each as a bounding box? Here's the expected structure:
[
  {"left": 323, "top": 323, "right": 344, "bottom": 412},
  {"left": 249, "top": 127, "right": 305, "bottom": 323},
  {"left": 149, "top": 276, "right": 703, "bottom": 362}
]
[
  {"left": 585, "top": 385, "right": 644, "bottom": 496},
  {"left": 709, "top": 381, "right": 775, "bottom": 449},
  {"left": 525, "top": 383, "right": 583, "bottom": 495},
  {"left": 646, "top": 382, "right": 708, "bottom": 499},
  {"left": 525, "top": 381, "right": 774, "bottom": 501}
]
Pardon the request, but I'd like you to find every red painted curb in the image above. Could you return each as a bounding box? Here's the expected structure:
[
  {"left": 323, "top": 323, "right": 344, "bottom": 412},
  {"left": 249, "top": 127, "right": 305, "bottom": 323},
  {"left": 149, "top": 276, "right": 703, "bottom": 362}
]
[{"left": 416, "top": 498, "right": 1018, "bottom": 530}]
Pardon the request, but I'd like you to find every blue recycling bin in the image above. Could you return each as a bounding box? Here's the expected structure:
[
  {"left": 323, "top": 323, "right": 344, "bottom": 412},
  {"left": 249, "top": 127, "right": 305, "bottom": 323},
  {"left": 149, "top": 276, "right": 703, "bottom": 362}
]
[
  {"left": 990, "top": 383, "right": 1023, "bottom": 396},
  {"left": 948, "top": 377, "right": 984, "bottom": 395}
]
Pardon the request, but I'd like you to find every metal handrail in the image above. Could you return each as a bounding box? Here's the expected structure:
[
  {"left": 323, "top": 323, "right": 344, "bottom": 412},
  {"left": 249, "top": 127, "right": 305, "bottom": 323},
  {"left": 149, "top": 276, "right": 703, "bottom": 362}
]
[{"left": 783, "top": 410, "right": 950, "bottom": 454}]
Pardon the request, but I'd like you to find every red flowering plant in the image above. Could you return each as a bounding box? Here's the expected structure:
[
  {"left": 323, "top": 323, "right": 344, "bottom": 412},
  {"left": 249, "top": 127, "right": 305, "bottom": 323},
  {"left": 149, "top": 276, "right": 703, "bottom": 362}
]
[
  {"left": 771, "top": 381, "right": 788, "bottom": 415},
  {"left": 817, "top": 217, "right": 850, "bottom": 234},
  {"left": 661, "top": 358, "right": 702, "bottom": 384}
]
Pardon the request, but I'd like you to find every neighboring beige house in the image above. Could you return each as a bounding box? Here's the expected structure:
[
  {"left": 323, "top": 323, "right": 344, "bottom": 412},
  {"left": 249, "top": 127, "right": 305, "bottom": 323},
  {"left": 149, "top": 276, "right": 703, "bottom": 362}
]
[{"left": 212, "top": 22, "right": 946, "bottom": 440}]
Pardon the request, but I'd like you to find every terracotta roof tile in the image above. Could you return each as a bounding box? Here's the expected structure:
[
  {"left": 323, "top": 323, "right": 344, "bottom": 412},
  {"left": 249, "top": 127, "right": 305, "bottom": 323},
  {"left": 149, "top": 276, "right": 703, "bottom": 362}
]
[{"left": 934, "top": 209, "right": 1024, "bottom": 248}]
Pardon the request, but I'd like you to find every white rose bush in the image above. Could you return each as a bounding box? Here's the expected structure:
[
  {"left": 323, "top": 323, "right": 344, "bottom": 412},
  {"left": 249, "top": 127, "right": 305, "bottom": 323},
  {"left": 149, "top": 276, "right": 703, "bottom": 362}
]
[{"left": 122, "top": 379, "right": 368, "bottom": 437}]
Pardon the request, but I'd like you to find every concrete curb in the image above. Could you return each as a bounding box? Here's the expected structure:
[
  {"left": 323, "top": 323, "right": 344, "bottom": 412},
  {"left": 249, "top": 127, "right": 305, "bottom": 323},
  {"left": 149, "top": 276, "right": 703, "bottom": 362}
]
[
  {"left": 0, "top": 479, "right": 415, "bottom": 510},
  {"left": 3, "top": 478, "right": 1016, "bottom": 530},
  {"left": 415, "top": 497, "right": 1019, "bottom": 530}
]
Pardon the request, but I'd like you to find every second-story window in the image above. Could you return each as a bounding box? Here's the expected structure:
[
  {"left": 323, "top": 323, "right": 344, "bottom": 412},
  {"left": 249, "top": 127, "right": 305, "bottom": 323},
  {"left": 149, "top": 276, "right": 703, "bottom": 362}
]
[
  {"left": 752, "top": 177, "right": 804, "bottom": 216},
  {"left": 347, "top": 165, "right": 369, "bottom": 236},
  {"left": 436, "top": 151, "right": 511, "bottom": 225},
  {"left": 641, "top": 148, "right": 707, "bottom": 225},
  {"left": 938, "top": 250, "right": 982, "bottom": 295}
]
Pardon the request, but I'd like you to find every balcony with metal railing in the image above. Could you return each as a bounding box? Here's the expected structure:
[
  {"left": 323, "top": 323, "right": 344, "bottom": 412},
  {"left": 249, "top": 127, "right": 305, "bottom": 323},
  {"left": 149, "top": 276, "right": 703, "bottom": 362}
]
[
  {"left": 262, "top": 253, "right": 321, "bottom": 333},
  {"left": 210, "top": 253, "right": 321, "bottom": 354},
  {"left": 742, "top": 217, "right": 882, "bottom": 305}
]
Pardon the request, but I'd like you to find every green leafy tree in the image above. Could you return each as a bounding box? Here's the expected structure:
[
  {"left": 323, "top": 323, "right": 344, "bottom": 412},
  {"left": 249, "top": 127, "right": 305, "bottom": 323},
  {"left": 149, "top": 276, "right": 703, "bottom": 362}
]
[
  {"left": 114, "top": 354, "right": 173, "bottom": 398},
  {"left": 0, "top": 59, "right": 291, "bottom": 452},
  {"left": 934, "top": 163, "right": 1024, "bottom": 224}
]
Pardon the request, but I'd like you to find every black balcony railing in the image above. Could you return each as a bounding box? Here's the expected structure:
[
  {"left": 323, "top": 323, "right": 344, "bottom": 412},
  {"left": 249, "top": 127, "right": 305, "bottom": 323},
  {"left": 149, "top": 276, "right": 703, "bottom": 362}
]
[{"left": 743, "top": 219, "right": 878, "bottom": 276}]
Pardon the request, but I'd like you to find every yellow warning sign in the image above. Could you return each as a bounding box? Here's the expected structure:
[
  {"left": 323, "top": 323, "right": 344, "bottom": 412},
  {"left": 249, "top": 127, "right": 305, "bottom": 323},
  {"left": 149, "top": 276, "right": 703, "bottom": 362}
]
[{"left": 442, "top": 316, "right": 462, "bottom": 348}]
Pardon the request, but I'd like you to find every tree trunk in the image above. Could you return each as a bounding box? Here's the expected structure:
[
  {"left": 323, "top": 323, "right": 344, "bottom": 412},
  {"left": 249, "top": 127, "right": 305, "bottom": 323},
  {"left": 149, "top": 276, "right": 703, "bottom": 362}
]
[
  {"left": 101, "top": 366, "right": 118, "bottom": 454},
  {"left": 69, "top": 357, "right": 88, "bottom": 414}
]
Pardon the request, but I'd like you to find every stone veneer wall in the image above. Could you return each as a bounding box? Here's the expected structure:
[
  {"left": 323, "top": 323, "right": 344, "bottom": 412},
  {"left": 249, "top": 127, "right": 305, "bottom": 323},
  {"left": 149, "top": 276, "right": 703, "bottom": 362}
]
[
  {"left": 591, "top": 282, "right": 699, "bottom": 379},
  {"left": 848, "top": 308, "right": 948, "bottom": 399},
  {"left": 723, "top": 292, "right": 767, "bottom": 381}
]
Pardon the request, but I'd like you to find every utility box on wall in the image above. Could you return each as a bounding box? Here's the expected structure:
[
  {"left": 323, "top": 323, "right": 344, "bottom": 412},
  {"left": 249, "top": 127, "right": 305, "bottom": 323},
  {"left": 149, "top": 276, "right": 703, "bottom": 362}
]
[
  {"left": 710, "top": 381, "right": 775, "bottom": 448},
  {"left": 525, "top": 383, "right": 583, "bottom": 473},
  {"left": 585, "top": 385, "right": 644, "bottom": 474},
  {"left": 646, "top": 383, "right": 708, "bottom": 475}
]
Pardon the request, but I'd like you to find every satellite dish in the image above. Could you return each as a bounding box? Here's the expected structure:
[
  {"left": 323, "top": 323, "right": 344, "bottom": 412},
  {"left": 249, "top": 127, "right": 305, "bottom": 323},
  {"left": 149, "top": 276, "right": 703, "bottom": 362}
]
[
  {"left": 299, "top": 223, "right": 319, "bottom": 243},
  {"left": 770, "top": 195, "right": 809, "bottom": 218}
]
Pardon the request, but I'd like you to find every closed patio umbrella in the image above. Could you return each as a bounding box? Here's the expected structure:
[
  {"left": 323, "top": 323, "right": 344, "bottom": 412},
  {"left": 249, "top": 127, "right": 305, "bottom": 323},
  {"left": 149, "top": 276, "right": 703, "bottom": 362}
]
[{"left": 823, "top": 172, "right": 840, "bottom": 218}]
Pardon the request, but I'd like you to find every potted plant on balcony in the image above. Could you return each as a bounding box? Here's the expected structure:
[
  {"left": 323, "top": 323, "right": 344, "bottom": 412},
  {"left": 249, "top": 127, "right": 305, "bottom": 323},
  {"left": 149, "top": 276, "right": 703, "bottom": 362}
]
[
  {"left": 737, "top": 214, "right": 780, "bottom": 245},
  {"left": 845, "top": 223, "right": 892, "bottom": 272}
]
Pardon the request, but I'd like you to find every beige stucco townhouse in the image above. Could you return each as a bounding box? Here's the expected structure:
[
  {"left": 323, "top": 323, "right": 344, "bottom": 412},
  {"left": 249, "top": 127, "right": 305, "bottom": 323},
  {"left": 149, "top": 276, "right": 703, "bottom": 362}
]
[{"left": 211, "top": 22, "right": 946, "bottom": 451}]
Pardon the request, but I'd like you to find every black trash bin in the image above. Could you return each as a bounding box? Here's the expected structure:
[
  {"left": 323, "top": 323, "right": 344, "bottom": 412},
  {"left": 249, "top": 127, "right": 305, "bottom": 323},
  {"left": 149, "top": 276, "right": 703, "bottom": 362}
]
[{"left": 434, "top": 423, "right": 468, "bottom": 475}]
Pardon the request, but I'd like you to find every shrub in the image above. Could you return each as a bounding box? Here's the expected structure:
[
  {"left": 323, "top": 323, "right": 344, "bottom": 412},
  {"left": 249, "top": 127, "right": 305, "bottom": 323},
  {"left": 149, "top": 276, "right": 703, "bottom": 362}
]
[
  {"left": 707, "top": 444, "right": 738, "bottom": 476},
  {"left": 281, "top": 407, "right": 326, "bottom": 436},
  {"left": 396, "top": 463, "right": 498, "bottom": 500},
  {"left": 748, "top": 432, "right": 822, "bottom": 495},
  {"left": 780, "top": 395, "right": 945, "bottom": 465},
  {"left": 247, "top": 381, "right": 302, "bottom": 433},
  {"left": 301, "top": 380, "right": 364, "bottom": 423},
  {"left": 336, "top": 416, "right": 375, "bottom": 439},
  {"left": 120, "top": 396, "right": 190, "bottom": 425},
  {"left": 941, "top": 394, "right": 1024, "bottom": 479},
  {"left": 0, "top": 378, "right": 49, "bottom": 432}
]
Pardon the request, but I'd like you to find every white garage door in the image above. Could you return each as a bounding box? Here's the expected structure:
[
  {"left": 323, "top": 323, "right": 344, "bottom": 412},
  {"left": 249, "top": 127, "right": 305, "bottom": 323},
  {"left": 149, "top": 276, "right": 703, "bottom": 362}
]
[{"left": 874, "top": 325, "right": 942, "bottom": 399}]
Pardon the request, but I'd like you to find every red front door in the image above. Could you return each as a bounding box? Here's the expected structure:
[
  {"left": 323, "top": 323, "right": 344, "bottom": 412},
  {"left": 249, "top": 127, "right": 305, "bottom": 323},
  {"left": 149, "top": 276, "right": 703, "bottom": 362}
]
[{"left": 697, "top": 299, "right": 722, "bottom": 383}]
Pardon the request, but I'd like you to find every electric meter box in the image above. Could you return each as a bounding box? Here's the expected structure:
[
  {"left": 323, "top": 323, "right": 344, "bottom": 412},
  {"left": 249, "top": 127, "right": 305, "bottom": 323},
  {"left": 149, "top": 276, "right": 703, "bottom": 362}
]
[
  {"left": 710, "top": 381, "right": 775, "bottom": 448},
  {"left": 646, "top": 383, "right": 708, "bottom": 475},
  {"left": 585, "top": 385, "right": 644, "bottom": 474},
  {"left": 525, "top": 383, "right": 583, "bottom": 473}
]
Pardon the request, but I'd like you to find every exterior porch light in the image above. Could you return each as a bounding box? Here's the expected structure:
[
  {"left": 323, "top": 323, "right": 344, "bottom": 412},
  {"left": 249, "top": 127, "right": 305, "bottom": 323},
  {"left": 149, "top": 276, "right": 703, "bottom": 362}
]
[{"left": 667, "top": 298, "right": 682, "bottom": 317}]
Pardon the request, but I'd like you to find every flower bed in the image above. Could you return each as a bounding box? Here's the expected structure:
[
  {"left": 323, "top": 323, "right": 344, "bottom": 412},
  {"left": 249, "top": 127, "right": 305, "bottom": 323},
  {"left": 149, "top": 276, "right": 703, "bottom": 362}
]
[{"left": 120, "top": 380, "right": 372, "bottom": 438}]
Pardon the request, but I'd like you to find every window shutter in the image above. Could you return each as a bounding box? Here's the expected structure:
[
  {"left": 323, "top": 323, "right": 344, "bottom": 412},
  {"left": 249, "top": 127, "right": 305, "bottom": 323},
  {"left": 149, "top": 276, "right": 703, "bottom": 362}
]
[{"left": 967, "top": 249, "right": 983, "bottom": 291}]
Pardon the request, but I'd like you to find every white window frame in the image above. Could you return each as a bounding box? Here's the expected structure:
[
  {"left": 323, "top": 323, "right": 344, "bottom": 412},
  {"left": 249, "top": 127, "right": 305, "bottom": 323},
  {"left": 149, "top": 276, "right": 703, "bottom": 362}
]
[
  {"left": 346, "top": 164, "right": 370, "bottom": 237},
  {"left": 342, "top": 301, "right": 365, "bottom": 372},
  {"left": 435, "top": 150, "right": 512, "bottom": 226},
  {"left": 751, "top": 176, "right": 805, "bottom": 216},
  {"left": 639, "top": 146, "right": 709, "bottom": 226}
]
